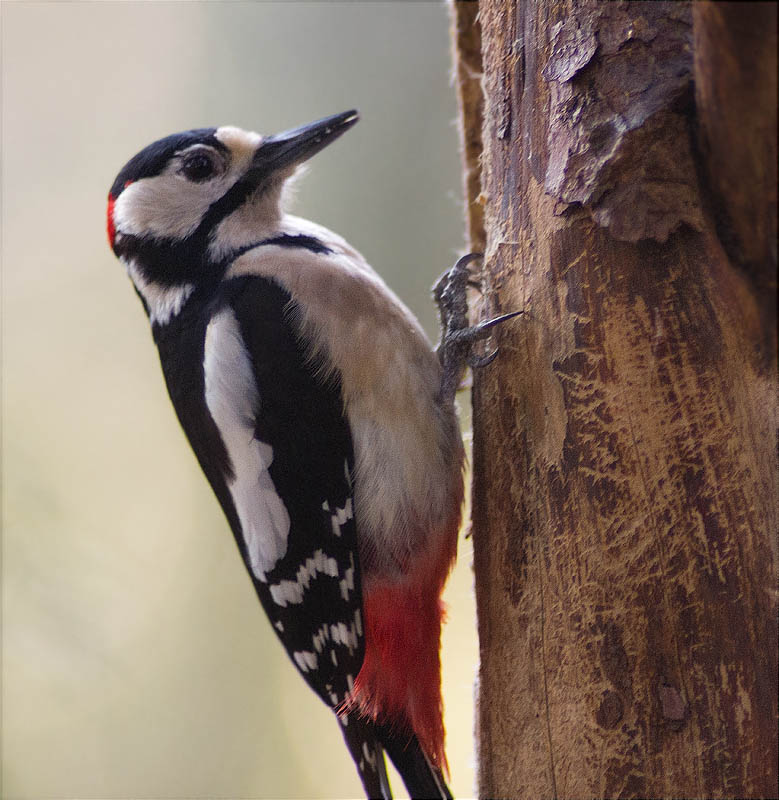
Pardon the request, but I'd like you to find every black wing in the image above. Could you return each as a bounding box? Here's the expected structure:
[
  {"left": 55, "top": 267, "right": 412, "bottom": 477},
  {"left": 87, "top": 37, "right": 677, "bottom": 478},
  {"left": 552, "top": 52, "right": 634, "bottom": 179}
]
[
  {"left": 229, "top": 276, "right": 403, "bottom": 797},
  {"left": 224, "top": 275, "right": 363, "bottom": 707},
  {"left": 155, "top": 274, "right": 393, "bottom": 796}
]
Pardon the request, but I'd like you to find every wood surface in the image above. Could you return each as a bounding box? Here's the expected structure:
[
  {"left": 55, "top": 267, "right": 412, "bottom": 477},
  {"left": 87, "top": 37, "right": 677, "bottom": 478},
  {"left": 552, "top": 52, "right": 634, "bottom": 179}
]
[{"left": 450, "top": 1, "right": 778, "bottom": 796}]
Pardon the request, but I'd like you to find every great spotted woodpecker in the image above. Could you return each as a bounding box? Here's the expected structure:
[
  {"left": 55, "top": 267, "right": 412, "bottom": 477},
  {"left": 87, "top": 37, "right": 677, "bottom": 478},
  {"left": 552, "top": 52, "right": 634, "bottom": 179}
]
[{"left": 107, "top": 111, "right": 513, "bottom": 798}]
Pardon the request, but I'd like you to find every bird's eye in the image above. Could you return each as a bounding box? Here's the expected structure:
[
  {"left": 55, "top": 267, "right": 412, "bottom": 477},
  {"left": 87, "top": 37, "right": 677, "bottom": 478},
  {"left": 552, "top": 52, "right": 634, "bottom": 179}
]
[{"left": 181, "top": 152, "right": 215, "bottom": 182}]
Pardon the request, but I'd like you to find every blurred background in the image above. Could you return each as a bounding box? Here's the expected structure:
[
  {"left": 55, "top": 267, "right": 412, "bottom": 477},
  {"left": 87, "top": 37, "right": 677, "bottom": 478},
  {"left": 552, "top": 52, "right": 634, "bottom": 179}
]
[{"left": 2, "top": 2, "right": 478, "bottom": 798}]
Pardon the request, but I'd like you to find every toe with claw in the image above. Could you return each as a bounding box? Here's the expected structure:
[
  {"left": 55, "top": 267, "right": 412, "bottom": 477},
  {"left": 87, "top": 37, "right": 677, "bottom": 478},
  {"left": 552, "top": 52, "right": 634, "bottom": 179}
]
[{"left": 434, "top": 253, "right": 522, "bottom": 405}]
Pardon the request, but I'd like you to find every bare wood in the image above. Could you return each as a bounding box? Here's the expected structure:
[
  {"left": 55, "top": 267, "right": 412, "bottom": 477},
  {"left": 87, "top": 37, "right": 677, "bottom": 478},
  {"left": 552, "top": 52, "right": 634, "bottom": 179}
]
[{"left": 455, "top": 1, "right": 779, "bottom": 797}]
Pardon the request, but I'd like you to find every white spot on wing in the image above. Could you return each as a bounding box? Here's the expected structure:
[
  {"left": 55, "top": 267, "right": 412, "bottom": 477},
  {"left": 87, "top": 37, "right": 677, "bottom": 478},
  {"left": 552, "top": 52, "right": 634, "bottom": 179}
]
[
  {"left": 339, "top": 553, "right": 355, "bottom": 601},
  {"left": 329, "top": 620, "right": 359, "bottom": 654},
  {"left": 204, "top": 308, "right": 290, "bottom": 581},
  {"left": 293, "top": 650, "right": 317, "bottom": 673},
  {"left": 269, "top": 580, "right": 301, "bottom": 607},
  {"left": 327, "top": 496, "right": 353, "bottom": 538},
  {"left": 336, "top": 499, "right": 353, "bottom": 525},
  {"left": 312, "top": 624, "right": 329, "bottom": 653},
  {"left": 268, "top": 549, "right": 340, "bottom": 607}
]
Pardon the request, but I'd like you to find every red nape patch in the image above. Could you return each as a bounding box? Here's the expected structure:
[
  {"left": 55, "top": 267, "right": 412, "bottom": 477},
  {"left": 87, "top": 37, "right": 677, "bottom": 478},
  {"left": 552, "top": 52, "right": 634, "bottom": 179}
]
[
  {"left": 346, "top": 513, "right": 461, "bottom": 777},
  {"left": 106, "top": 194, "right": 116, "bottom": 247},
  {"left": 107, "top": 180, "right": 132, "bottom": 248}
]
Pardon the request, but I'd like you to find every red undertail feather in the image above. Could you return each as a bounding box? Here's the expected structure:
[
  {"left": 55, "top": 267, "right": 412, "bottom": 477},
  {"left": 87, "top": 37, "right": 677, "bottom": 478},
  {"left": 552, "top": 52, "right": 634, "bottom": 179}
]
[{"left": 349, "top": 509, "right": 461, "bottom": 775}]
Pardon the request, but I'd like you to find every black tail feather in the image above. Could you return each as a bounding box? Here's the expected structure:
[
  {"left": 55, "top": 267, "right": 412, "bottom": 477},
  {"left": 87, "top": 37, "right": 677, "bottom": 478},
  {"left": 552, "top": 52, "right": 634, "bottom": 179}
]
[
  {"left": 375, "top": 722, "right": 453, "bottom": 800},
  {"left": 338, "top": 713, "right": 453, "bottom": 799},
  {"left": 339, "top": 713, "right": 393, "bottom": 799}
]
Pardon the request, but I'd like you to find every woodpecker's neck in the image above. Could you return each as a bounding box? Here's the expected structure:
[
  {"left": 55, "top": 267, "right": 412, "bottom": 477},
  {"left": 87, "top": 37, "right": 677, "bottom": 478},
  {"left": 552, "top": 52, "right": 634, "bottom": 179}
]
[
  {"left": 118, "top": 182, "right": 293, "bottom": 327},
  {"left": 117, "top": 231, "right": 223, "bottom": 327},
  {"left": 207, "top": 182, "right": 286, "bottom": 263}
]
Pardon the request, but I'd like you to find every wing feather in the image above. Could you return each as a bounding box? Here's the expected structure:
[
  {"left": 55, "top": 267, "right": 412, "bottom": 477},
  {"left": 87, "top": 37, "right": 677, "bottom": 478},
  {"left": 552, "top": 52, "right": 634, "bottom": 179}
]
[{"left": 214, "top": 275, "right": 365, "bottom": 705}]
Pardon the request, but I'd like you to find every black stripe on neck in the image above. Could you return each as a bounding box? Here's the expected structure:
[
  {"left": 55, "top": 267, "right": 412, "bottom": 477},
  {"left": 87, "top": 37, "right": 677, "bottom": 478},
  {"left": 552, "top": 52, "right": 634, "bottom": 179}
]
[
  {"left": 261, "top": 233, "right": 333, "bottom": 255},
  {"left": 230, "top": 233, "right": 333, "bottom": 262}
]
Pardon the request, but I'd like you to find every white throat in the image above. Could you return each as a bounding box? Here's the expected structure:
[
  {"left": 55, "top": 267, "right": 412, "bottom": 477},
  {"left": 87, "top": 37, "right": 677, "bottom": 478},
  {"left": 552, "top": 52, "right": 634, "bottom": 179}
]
[{"left": 124, "top": 257, "right": 195, "bottom": 326}]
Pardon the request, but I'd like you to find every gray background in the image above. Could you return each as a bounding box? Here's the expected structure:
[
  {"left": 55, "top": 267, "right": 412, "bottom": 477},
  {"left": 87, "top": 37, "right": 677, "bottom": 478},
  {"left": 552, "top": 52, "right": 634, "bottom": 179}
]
[{"left": 2, "top": 2, "right": 477, "bottom": 797}]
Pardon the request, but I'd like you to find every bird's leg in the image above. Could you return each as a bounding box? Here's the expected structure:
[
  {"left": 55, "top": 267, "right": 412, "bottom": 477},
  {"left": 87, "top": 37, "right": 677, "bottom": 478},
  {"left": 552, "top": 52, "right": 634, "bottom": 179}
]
[{"left": 434, "top": 252, "right": 522, "bottom": 406}]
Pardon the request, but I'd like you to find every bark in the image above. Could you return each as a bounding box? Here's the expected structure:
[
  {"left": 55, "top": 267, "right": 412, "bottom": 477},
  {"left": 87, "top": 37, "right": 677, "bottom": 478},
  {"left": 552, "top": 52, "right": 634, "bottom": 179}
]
[
  {"left": 451, "top": 0, "right": 486, "bottom": 254},
  {"left": 450, "top": 1, "right": 779, "bottom": 797},
  {"left": 693, "top": 2, "right": 777, "bottom": 286}
]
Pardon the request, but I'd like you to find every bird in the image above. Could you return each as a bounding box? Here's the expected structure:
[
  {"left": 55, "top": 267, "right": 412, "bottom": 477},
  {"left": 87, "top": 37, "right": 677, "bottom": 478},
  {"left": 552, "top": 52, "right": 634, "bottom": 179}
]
[{"left": 107, "top": 110, "right": 514, "bottom": 798}]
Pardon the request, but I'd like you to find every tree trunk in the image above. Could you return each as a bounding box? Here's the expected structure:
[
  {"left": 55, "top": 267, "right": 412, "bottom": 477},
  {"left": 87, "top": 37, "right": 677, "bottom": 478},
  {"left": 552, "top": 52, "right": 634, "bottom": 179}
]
[{"left": 451, "top": 1, "right": 778, "bottom": 797}]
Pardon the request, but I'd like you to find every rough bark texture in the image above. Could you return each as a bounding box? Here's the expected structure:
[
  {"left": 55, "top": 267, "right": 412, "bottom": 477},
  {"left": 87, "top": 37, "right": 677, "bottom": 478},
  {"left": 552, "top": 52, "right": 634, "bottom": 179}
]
[
  {"left": 451, "top": 0, "right": 486, "bottom": 254},
  {"left": 452, "top": 1, "right": 779, "bottom": 797}
]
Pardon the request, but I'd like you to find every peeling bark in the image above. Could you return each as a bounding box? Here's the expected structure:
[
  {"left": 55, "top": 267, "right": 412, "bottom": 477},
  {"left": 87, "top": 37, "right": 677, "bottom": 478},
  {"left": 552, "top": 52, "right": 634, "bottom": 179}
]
[
  {"left": 452, "top": 1, "right": 779, "bottom": 797},
  {"left": 543, "top": 3, "right": 704, "bottom": 243}
]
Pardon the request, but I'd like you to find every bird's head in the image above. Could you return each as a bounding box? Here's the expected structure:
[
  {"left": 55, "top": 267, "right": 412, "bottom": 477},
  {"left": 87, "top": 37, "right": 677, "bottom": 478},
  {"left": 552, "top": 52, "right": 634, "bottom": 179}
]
[{"left": 107, "top": 110, "right": 359, "bottom": 291}]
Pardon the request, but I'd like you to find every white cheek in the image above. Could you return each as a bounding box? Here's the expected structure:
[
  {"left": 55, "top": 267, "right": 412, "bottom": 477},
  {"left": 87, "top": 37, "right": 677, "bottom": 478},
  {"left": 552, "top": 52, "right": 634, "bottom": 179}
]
[{"left": 114, "top": 173, "right": 231, "bottom": 241}]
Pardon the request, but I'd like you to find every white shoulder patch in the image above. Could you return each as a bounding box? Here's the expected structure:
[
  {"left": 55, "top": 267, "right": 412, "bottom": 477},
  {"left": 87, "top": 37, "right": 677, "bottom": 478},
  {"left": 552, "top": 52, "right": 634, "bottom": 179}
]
[{"left": 203, "top": 307, "right": 290, "bottom": 581}]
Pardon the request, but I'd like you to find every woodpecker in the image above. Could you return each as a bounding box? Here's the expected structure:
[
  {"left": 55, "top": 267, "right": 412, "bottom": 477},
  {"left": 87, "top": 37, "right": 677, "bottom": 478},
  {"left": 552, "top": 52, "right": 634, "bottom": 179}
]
[{"left": 108, "top": 111, "right": 512, "bottom": 799}]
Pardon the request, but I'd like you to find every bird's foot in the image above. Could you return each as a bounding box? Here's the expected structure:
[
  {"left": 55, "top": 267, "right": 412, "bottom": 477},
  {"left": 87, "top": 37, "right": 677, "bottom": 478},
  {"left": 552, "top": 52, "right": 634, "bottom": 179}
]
[{"left": 434, "top": 253, "right": 522, "bottom": 405}]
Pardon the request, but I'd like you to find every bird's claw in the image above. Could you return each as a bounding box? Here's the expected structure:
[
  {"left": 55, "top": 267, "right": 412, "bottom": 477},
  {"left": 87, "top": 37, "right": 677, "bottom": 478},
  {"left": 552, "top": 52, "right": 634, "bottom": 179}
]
[
  {"left": 433, "top": 253, "right": 522, "bottom": 404},
  {"left": 474, "top": 310, "right": 524, "bottom": 332},
  {"left": 468, "top": 348, "right": 500, "bottom": 369}
]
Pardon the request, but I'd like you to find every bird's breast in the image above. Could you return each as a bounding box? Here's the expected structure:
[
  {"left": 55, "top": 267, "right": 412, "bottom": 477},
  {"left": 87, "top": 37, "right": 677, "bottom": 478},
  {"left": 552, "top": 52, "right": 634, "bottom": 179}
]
[{"left": 225, "top": 219, "right": 464, "bottom": 579}]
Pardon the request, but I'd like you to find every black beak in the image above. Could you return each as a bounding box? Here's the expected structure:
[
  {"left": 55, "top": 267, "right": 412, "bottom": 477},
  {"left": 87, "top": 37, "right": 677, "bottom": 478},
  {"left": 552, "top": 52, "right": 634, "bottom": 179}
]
[{"left": 247, "top": 110, "right": 359, "bottom": 183}]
